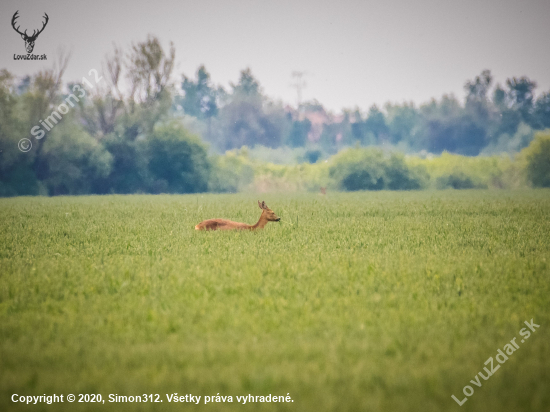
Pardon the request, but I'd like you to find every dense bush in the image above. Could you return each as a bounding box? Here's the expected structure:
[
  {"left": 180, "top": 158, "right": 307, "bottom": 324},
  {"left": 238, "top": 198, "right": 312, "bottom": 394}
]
[
  {"left": 0, "top": 162, "right": 40, "bottom": 197},
  {"left": 37, "top": 123, "right": 113, "bottom": 196},
  {"left": 435, "top": 173, "right": 487, "bottom": 189},
  {"left": 302, "top": 149, "right": 322, "bottom": 164},
  {"left": 520, "top": 130, "right": 550, "bottom": 187},
  {"left": 407, "top": 152, "right": 515, "bottom": 189},
  {"left": 146, "top": 122, "right": 210, "bottom": 193},
  {"left": 329, "top": 148, "right": 426, "bottom": 191},
  {"left": 99, "top": 135, "right": 149, "bottom": 194},
  {"left": 208, "top": 150, "right": 255, "bottom": 193}
]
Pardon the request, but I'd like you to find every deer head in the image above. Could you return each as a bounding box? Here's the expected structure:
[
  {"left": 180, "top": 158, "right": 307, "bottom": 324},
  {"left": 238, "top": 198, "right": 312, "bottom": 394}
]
[
  {"left": 12, "top": 11, "right": 49, "bottom": 54},
  {"left": 258, "top": 200, "right": 281, "bottom": 222}
]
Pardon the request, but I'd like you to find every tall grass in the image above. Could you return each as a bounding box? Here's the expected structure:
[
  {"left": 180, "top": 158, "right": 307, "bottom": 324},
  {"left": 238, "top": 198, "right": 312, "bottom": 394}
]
[{"left": 1, "top": 190, "right": 549, "bottom": 411}]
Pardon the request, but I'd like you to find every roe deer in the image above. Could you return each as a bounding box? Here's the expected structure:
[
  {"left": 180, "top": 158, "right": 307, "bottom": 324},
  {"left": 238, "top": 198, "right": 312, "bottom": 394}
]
[{"left": 195, "top": 201, "right": 281, "bottom": 231}]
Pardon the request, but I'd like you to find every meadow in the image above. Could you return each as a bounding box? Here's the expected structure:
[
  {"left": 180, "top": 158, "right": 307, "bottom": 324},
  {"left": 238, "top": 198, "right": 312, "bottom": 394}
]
[{"left": 0, "top": 190, "right": 549, "bottom": 412}]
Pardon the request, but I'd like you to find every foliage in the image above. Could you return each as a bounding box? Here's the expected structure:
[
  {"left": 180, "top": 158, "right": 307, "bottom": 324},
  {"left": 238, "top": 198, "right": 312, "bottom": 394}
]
[
  {"left": 37, "top": 122, "right": 113, "bottom": 195},
  {"left": 533, "top": 92, "right": 550, "bottom": 129},
  {"left": 506, "top": 76, "right": 537, "bottom": 124},
  {"left": 127, "top": 35, "right": 175, "bottom": 106},
  {"left": 329, "top": 148, "right": 426, "bottom": 191},
  {"left": 350, "top": 105, "right": 389, "bottom": 145},
  {"left": 481, "top": 122, "right": 534, "bottom": 155},
  {"left": 245, "top": 145, "right": 308, "bottom": 165},
  {"left": 100, "top": 134, "right": 149, "bottom": 194},
  {"left": 146, "top": 122, "right": 210, "bottom": 193},
  {"left": 286, "top": 118, "right": 311, "bottom": 148},
  {"left": 385, "top": 102, "right": 421, "bottom": 146},
  {"left": 519, "top": 130, "right": 550, "bottom": 187},
  {"left": 435, "top": 172, "right": 487, "bottom": 190},
  {"left": 208, "top": 149, "right": 255, "bottom": 193},
  {"left": 175, "top": 65, "right": 219, "bottom": 120},
  {"left": 407, "top": 152, "right": 516, "bottom": 189},
  {"left": 419, "top": 95, "right": 488, "bottom": 156},
  {"left": 0, "top": 70, "right": 39, "bottom": 196},
  {"left": 303, "top": 149, "right": 322, "bottom": 164},
  {"left": 213, "top": 69, "right": 288, "bottom": 151},
  {"left": 3, "top": 47, "right": 550, "bottom": 197}
]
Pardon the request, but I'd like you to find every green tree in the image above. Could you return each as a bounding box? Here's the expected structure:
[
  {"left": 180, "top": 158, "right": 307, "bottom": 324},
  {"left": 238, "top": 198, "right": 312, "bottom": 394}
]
[
  {"left": 329, "top": 148, "right": 425, "bottom": 191},
  {"left": 286, "top": 118, "right": 311, "bottom": 147},
  {"left": 424, "top": 116, "right": 487, "bottom": 155},
  {"left": 436, "top": 173, "right": 487, "bottom": 189},
  {"left": 99, "top": 134, "right": 149, "bottom": 194},
  {"left": 506, "top": 77, "right": 537, "bottom": 126},
  {"left": 17, "top": 53, "right": 71, "bottom": 181},
  {"left": 464, "top": 70, "right": 495, "bottom": 137},
  {"left": 146, "top": 122, "right": 210, "bottom": 193},
  {"left": 0, "top": 70, "right": 39, "bottom": 196},
  {"left": 231, "top": 68, "right": 260, "bottom": 96},
  {"left": 125, "top": 35, "right": 176, "bottom": 136},
  {"left": 490, "top": 77, "right": 538, "bottom": 140},
  {"left": 520, "top": 131, "right": 550, "bottom": 187},
  {"left": 420, "top": 95, "right": 487, "bottom": 155},
  {"left": 36, "top": 122, "right": 113, "bottom": 195},
  {"left": 217, "top": 69, "right": 286, "bottom": 149},
  {"left": 492, "top": 84, "right": 507, "bottom": 110},
  {"left": 465, "top": 70, "right": 493, "bottom": 104},
  {"left": 177, "top": 65, "right": 219, "bottom": 119},
  {"left": 76, "top": 47, "right": 125, "bottom": 139},
  {"left": 208, "top": 150, "right": 254, "bottom": 193},
  {"left": 385, "top": 103, "right": 421, "bottom": 146},
  {"left": 363, "top": 105, "right": 389, "bottom": 144},
  {"left": 533, "top": 92, "right": 550, "bottom": 129},
  {"left": 350, "top": 109, "right": 366, "bottom": 143}
]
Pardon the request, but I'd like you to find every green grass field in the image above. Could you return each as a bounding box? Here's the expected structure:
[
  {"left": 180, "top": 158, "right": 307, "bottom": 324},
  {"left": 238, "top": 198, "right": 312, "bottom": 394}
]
[{"left": 1, "top": 190, "right": 549, "bottom": 411}]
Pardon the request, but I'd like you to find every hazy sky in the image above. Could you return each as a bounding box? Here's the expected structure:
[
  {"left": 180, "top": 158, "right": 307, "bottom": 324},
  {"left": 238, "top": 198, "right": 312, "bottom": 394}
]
[{"left": 2, "top": 0, "right": 549, "bottom": 112}]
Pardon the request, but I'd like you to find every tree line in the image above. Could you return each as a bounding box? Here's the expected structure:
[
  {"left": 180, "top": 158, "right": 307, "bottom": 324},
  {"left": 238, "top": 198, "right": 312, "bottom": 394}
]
[
  {"left": 179, "top": 67, "right": 550, "bottom": 156},
  {"left": 1, "top": 35, "right": 549, "bottom": 196}
]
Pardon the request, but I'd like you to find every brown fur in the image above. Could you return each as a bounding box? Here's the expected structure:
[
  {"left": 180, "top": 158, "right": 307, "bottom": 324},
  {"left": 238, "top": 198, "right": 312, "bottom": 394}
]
[{"left": 195, "top": 201, "right": 281, "bottom": 231}]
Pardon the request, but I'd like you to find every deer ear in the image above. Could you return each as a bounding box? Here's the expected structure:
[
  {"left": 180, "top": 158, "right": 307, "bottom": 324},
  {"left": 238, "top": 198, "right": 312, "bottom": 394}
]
[
  {"left": 258, "top": 200, "right": 262, "bottom": 209},
  {"left": 261, "top": 201, "right": 267, "bottom": 209}
]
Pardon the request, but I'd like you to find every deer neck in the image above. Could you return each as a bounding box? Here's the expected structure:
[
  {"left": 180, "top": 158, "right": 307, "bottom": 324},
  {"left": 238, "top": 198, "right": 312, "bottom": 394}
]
[{"left": 251, "top": 211, "right": 269, "bottom": 230}]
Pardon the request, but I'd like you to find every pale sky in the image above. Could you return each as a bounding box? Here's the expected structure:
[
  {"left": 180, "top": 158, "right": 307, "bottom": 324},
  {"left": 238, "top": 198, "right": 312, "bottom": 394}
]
[{"left": 2, "top": 0, "right": 549, "bottom": 112}]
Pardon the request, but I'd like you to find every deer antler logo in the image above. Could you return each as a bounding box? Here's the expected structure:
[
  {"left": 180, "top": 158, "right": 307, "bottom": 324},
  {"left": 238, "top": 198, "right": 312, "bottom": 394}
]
[{"left": 11, "top": 11, "right": 49, "bottom": 54}]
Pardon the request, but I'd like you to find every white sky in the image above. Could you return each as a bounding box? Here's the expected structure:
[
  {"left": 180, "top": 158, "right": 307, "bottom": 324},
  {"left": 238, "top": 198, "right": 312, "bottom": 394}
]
[{"left": 1, "top": 0, "right": 549, "bottom": 112}]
